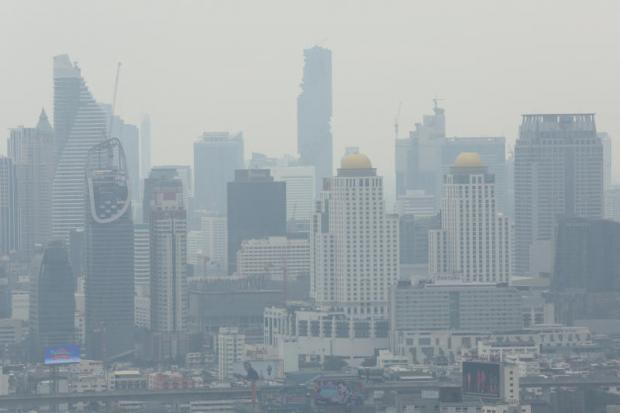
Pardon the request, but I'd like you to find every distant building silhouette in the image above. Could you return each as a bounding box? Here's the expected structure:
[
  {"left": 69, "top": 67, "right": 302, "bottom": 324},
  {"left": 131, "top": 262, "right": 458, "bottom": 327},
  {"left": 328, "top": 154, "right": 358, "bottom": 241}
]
[
  {"left": 0, "top": 156, "right": 18, "bottom": 256},
  {"left": 297, "top": 46, "right": 332, "bottom": 193}
]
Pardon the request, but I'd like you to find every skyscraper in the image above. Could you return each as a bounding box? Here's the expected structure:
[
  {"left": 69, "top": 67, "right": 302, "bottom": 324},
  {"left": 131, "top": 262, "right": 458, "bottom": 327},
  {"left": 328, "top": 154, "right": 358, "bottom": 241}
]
[
  {"left": 84, "top": 138, "right": 134, "bottom": 360},
  {"left": 311, "top": 153, "right": 399, "bottom": 316},
  {"left": 140, "top": 115, "right": 152, "bottom": 185},
  {"left": 30, "top": 240, "right": 75, "bottom": 358},
  {"left": 227, "top": 169, "right": 286, "bottom": 274},
  {"left": 193, "top": 132, "right": 244, "bottom": 214},
  {"left": 146, "top": 169, "right": 188, "bottom": 359},
  {"left": 8, "top": 110, "right": 55, "bottom": 257},
  {"left": 52, "top": 54, "right": 108, "bottom": 241},
  {"left": 297, "top": 46, "right": 333, "bottom": 193},
  {"left": 0, "top": 156, "right": 18, "bottom": 256},
  {"left": 514, "top": 114, "right": 603, "bottom": 275},
  {"left": 429, "top": 153, "right": 511, "bottom": 283}
]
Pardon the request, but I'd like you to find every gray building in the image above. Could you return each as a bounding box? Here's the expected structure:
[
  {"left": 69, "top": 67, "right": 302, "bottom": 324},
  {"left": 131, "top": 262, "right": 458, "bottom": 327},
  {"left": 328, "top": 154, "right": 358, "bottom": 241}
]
[
  {"left": 227, "top": 169, "right": 286, "bottom": 274},
  {"left": 297, "top": 46, "right": 333, "bottom": 193},
  {"left": 0, "top": 156, "right": 18, "bottom": 256},
  {"left": 399, "top": 214, "right": 440, "bottom": 266},
  {"left": 193, "top": 131, "right": 244, "bottom": 214},
  {"left": 514, "top": 114, "right": 603, "bottom": 275},
  {"left": 85, "top": 138, "right": 134, "bottom": 360},
  {"left": 7, "top": 110, "right": 55, "bottom": 257},
  {"left": 390, "top": 280, "right": 523, "bottom": 334}
]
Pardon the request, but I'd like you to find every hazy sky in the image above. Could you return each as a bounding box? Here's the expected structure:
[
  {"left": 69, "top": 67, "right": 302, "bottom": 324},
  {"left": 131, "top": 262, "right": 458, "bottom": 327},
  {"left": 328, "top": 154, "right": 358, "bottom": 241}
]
[{"left": 1, "top": 0, "right": 620, "bottom": 198}]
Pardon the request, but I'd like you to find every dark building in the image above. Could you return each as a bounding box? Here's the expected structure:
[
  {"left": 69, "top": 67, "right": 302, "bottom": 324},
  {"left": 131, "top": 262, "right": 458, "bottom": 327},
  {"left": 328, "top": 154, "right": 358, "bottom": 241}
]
[
  {"left": 552, "top": 217, "right": 620, "bottom": 292},
  {"left": 85, "top": 138, "right": 134, "bottom": 360},
  {"left": 31, "top": 240, "right": 75, "bottom": 359},
  {"left": 227, "top": 169, "right": 286, "bottom": 274},
  {"left": 0, "top": 156, "right": 18, "bottom": 256},
  {"left": 193, "top": 132, "right": 244, "bottom": 214},
  {"left": 399, "top": 214, "right": 440, "bottom": 265},
  {"left": 297, "top": 46, "right": 332, "bottom": 193}
]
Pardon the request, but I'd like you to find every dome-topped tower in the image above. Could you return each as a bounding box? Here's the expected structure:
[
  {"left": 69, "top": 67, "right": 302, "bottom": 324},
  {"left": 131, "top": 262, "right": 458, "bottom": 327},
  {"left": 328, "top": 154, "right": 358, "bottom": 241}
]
[
  {"left": 341, "top": 153, "right": 372, "bottom": 169},
  {"left": 453, "top": 152, "right": 483, "bottom": 168}
]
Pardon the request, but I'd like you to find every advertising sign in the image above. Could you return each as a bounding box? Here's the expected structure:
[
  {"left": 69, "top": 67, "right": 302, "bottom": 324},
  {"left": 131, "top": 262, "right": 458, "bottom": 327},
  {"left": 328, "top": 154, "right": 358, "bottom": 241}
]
[
  {"left": 462, "top": 361, "right": 500, "bottom": 398},
  {"left": 44, "top": 344, "right": 81, "bottom": 365}
]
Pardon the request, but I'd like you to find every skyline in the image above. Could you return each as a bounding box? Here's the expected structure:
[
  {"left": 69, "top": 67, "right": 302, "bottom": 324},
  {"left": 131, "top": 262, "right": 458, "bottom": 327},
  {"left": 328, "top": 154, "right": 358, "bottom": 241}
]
[{"left": 1, "top": 1, "right": 620, "bottom": 202}]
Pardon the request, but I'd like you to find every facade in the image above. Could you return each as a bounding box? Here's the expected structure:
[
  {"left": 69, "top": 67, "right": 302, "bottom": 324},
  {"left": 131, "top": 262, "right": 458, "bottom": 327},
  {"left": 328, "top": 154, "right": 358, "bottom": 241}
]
[
  {"left": 217, "top": 327, "right": 245, "bottom": 381},
  {"left": 7, "top": 111, "right": 55, "bottom": 257},
  {"left": 193, "top": 131, "right": 244, "bottom": 214},
  {"left": 395, "top": 190, "right": 437, "bottom": 217},
  {"left": 429, "top": 153, "right": 511, "bottom": 283},
  {"left": 140, "top": 115, "right": 151, "bottom": 187},
  {"left": 197, "top": 212, "right": 227, "bottom": 274},
  {"left": 31, "top": 240, "right": 75, "bottom": 358},
  {"left": 390, "top": 280, "right": 523, "bottom": 334},
  {"left": 146, "top": 169, "right": 188, "bottom": 359},
  {"left": 227, "top": 169, "right": 286, "bottom": 274},
  {"left": 0, "top": 156, "right": 18, "bottom": 256},
  {"left": 605, "top": 185, "right": 620, "bottom": 222},
  {"left": 514, "top": 114, "right": 603, "bottom": 275},
  {"left": 133, "top": 224, "right": 150, "bottom": 298},
  {"left": 52, "top": 54, "right": 108, "bottom": 241},
  {"left": 399, "top": 213, "right": 440, "bottom": 266},
  {"left": 113, "top": 118, "right": 140, "bottom": 203},
  {"left": 236, "top": 236, "right": 310, "bottom": 280},
  {"left": 270, "top": 165, "right": 316, "bottom": 223},
  {"left": 84, "top": 138, "right": 134, "bottom": 360},
  {"left": 297, "top": 46, "right": 333, "bottom": 193},
  {"left": 311, "top": 153, "right": 399, "bottom": 316}
]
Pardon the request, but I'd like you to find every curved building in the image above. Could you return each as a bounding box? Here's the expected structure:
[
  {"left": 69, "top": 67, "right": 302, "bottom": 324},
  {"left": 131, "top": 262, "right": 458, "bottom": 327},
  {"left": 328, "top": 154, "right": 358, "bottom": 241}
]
[{"left": 85, "top": 138, "right": 134, "bottom": 360}]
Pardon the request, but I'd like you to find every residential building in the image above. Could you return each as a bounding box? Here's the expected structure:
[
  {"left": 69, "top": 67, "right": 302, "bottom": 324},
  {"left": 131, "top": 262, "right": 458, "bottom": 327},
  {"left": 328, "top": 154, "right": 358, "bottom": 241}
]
[{"left": 217, "top": 327, "right": 245, "bottom": 381}]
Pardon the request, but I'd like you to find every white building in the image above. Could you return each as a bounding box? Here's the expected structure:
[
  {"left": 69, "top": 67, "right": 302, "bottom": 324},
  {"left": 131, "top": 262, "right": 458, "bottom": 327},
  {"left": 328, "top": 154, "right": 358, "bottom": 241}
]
[
  {"left": 429, "top": 152, "right": 511, "bottom": 283},
  {"left": 270, "top": 165, "right": 315, "bottom": 223},
  {"left": 134, "top": 224, "right": 150, "bottom": 298},
  {"left": 311, "top": 152, "right": 399, "bottom": 316},
  {"left": 236, "top": 236, "right": 310, "bottom": 280},
  {"left": 217, "top": 327, "right": 245, "bottom": 381},
  {"left": 10, "top": 290, "right": 29, "bottom": 321},
  {"left": 198, "top": 213, "right": 228, "bottom": 274}
]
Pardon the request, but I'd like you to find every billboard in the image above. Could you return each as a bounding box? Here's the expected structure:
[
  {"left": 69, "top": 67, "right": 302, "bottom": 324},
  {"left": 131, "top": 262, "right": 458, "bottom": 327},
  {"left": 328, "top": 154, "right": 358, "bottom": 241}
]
[
  {"left": 462, "top": 361, "right": 500, "bottom": 398},
  {"left": 231, "top": 359, "right": 282, "bottom": 380},
  {"left": 44, "top": 344, "right": 81, "bottom": 365},
  {"left": 312, "top": 378, "right": 364, "bottom": 408}
]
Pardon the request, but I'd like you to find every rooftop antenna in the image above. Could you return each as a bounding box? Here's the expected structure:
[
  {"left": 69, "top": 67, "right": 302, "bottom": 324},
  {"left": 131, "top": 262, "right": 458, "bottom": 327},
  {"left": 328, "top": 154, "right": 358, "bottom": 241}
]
[{"left": 108, "top": 62, "right": 122, "bottom": 138}]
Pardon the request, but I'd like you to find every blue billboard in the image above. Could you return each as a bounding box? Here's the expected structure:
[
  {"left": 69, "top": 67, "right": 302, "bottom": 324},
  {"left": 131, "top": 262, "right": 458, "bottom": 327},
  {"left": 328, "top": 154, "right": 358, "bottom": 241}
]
[{"left": 44, "top": 344, "right": 81, "bottom": 365}]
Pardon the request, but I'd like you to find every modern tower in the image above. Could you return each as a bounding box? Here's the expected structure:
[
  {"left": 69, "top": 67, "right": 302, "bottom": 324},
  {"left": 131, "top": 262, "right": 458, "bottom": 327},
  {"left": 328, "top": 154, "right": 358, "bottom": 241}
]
[
  {"left": 310, "top": 153, "right": 399, "bottom": 316},
  {"left": 52, "top": 54, "right": 108, "bottom": 241},
  {"left": 514, "top": 114, "right": 603, "bottom": 275},
  {"left": 0, "top": 156, "right": 18, "bottom": 256},
  {"left": 193, "top": 132, "right": 244, "bottom": 214},
  {"left": 429, "top": 152, "right": 511, "bottom": 283},
  {"left": 146, "top": 168, "right": 188, "bottom": 358},
  {"left": 227, "top": 169, "right": 286, "bottom": 274},
  {"left": 8, "top": 110, "right": 55, "bottom": 257},
  {"left": 140, "top": 115, "right": 152, "bottom": 184},
  {"left": 297, "top": 46, "right": 333, "bottom": 193},
  {"left": 84, "top": 138, "right": 134, "bottom": 360},
  {"left": 30, "top": 240, "right": 75, "bottom": 358}
]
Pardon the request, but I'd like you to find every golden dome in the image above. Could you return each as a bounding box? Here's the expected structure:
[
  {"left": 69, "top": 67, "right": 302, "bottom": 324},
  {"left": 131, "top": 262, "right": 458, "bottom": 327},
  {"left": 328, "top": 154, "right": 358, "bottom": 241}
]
[
  {"left": 454, "top": 152, "right": 483, "bottom": 168},
  {"left": 341, "top": 153, "right": 372, "bottom": 169}
]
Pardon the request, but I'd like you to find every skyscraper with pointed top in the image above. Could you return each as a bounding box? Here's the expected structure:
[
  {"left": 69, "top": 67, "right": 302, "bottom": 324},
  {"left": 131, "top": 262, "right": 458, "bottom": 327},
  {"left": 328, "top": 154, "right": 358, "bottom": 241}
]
[
  {"left": 52, "top": 54, "right": 108, "bottom": 241},
  {"left": 297, "top": 46, "right": 333, "bottom": 193},
  {"left": 8, "top": 110, "right": 55, "bottom": 257}
]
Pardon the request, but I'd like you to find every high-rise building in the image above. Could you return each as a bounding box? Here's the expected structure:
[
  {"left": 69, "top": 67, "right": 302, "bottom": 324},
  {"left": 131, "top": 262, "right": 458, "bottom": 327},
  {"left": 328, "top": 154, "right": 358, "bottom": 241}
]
[
  {"left": 217, "top": 327, "right": 245, "bottom": 381},
  {"left": 311, "top": 153, "right": 399, "bottom": 316},
  {"left": 133, "top": 224, "right": 150, "bottom": 297},
  {"left": 7, "top": 110, "right": 55, "bottom": 257},
  {"left": 115, "top": 119, "right": 140, "bottom": 203},
  {"left": 193, "top": 132, "right": 244, "bottom": 214},
  {"left": 195, "top": 212, "right": 227, "bottom": 275},
  {"left": 30, "top": 240, "right": 75, "bottom": 358},
  {"left": 84, "top": 138, "right": 134, "bottom": 360},
  {"left": 270, "top": 166, "right": 315, "bottom": 224},
  {"left": 227, "top": 169, "right": 286, "bottom": 274},
  {"left": 0, "top": 156, "right": 18, "bottom": 256},
  {"left": 605, "top": 185, "right": 620, "bottom": 222},
  {"left": 236, "top": 236, "right": 310, "bottom": 280},
  {"left": 52, "top": 54, "right": 108, "bottom": 241},
  {"left": 399, "top": 214, "right": 440, "bottom": 266},
  {"left": 140, "top": 115, "right": 151, "bottom": 185},
  {"left": 429, "top": 152, "right": 511, "bottom": 283},
  {"left": 297, "top": 46, "right": 333, "bottom": 193},
  {"left": 146, "top": 171, "right": 188, "bottom": 336},
  {"left": 514, "top": 114, "right": 603, "bottom": 275}
]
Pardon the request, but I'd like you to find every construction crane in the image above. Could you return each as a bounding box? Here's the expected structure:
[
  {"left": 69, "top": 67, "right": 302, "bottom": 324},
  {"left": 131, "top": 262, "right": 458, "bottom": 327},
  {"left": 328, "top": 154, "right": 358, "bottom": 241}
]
[{"left": 394, "top": 101, "right": 402, "bottom": 140}]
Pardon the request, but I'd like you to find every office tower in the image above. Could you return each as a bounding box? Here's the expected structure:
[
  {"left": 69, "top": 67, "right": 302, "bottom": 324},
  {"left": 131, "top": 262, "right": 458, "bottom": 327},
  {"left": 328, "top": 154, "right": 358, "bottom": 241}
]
[
  {"left": 297, "top": 46, "right": 333, "bottom": 193},
  {"left": 236, "top": 236, "right": 310, "bottom": 280},
  {"left": 7, "top": 110, "right": 55, "bottom": 257},
  {"left": 68, "top": 228, "right": 85, "bottom": 278},
  {"left": 217, "top": 327, "right": 245, "bottom": 381},
  {"left": 157, "top": 165, "right": 193, "bottom": 217},
  {"left": 429, "top": 153, "right": 511, "bottom": 283},
  {"left": 600, "top": 132, "right": 612, "bottom": 191},
  {"left": 134, "top": 224, "right": 150, "bottom": 297},
  {"left": 552, "top": 217, "right": 620, "bottom": 292},
  {"left": 196, "top": 213, "right": 227, "bottom": 274},
  {"left": 227, "top": 169, "right": 286, "bottom": 274},
  {"left": 390, "top": 280, "right": 523, "bottom": 333},
  {"left": 270, "top": 166, "right": 315, "bottom": 224},
  {"left": 52, "top": 54, "right": 108, "bottom": 241},
  {"left": 514, "top": 114, "right": 603, "bottom": 275},
  {"left": 605, "top": 185, "right": 620, "bottom": 222},
  {"left": 147, "top": 169, "right": 188, "bottom": 358},
  {"left": 399, "top": 214, "right": 440, "bottom": 266},
  {"left": 0, "top": 156, "right": 18, "bottom": 256},
  {"left": 140, "top": 115, "right": 151, "bottom": 184},
  {"left": 84, "top": 138, "right": 134, "bottom": 360},
  {"left": 115, "top": 119, "right": 140, "bottom": 203},
  {"left": 30, "top": 240, "right": 75, "bottom": 358},
  {"left": 143, "top": 166, "right": 184, "bottom": 223},
  {"left": 395, "top": 190, "right": 436, "bottom": 217},
  {"left": 311, "top": 153, "right": 399, "bottom": 316},
  {"left": 193, "top": 132, "right": 244, "bottom": 214}
]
